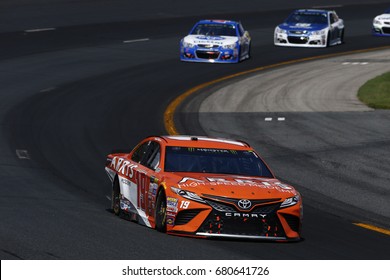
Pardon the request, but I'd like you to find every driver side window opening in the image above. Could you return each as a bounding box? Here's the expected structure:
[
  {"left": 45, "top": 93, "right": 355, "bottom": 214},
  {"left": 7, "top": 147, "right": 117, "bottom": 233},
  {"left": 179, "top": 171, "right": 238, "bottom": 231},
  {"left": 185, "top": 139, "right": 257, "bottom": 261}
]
[
  {"left": 330, "top": 13, "right": 336, "bottom": 24},
  {"left": 131, "top": 141, "right": 161, "bottom": 171},
  {"left": 131, "top": 142, "right": 149, "bottom": 163}
]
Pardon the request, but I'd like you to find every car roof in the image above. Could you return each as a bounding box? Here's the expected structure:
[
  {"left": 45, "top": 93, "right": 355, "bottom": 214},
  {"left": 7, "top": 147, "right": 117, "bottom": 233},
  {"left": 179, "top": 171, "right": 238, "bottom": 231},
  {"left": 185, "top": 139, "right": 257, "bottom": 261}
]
[
  {"left": 196, "top": 19, "right": 238, "bottom": 25},
  {"left": 293, "top": 9, "right": 330, "bottom": 14},
  {"left": 156, "top": 135, "right": 251, "bottom": 149}
]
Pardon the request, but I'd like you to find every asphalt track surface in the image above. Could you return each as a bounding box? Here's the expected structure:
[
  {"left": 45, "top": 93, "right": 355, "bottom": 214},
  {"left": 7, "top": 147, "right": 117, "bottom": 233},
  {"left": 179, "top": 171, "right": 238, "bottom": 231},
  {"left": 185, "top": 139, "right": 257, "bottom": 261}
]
[
  {"left": 1, "top": 0, "right": 390, "bottom": 259},
  {"left": 193, "top": 49, "right": 390, "bottom": 223}
]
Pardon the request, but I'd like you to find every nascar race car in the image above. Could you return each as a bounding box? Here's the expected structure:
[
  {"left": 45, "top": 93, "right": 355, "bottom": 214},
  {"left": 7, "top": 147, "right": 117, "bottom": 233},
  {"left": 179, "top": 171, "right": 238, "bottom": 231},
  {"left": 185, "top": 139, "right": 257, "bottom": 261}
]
[
  {"left": 105, "top": 135, "right": 302, "bottom": 241},
  {"left": 372, "top": 8, "right": 390, "bottom": 36},
  {"left": 274, "top": 9, "right": 344, "bottom": 47},
  {"left": 180, "top": 19, "right": 251, "bottom": 63}
]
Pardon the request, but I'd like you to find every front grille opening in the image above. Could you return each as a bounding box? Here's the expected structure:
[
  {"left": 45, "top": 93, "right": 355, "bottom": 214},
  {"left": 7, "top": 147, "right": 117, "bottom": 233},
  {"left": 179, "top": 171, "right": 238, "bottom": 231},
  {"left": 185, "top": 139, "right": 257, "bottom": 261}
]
[
  {"left": 281, "top": 213, "right": 300, "bottom": 233},
  {"left": 205, "top": 199, "right": 236, "bottom": 212},
  {"left": 382, "top": 27, "right": 390, "bottom": 34},
  {"left": 196, "top": 50, "right": 220, "bottom": 59},
  {"left": 288, "top": 36, "right": 308, "bottom": 44},
  {"left": 199, "top": 211, "right": 285, "bottom": 237},
  {"left": 175, "top": 209, "right": 202, "bottom": 225},
  {"left": 251, "top": 203, "right": 281, "bottom": 214}
]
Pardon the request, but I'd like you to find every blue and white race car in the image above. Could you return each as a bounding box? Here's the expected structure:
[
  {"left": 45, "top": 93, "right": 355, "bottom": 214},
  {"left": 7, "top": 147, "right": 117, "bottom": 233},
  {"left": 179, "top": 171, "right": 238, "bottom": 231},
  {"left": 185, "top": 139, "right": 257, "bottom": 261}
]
[
  {"left": 180, "top": 19, "right": 251, "bottom": 63},
  {"left": 274, "top": 9, "right": 344, "bottom": 48},
  {"left": 372, "top": 8, "right": 390, "bottom": 36}
]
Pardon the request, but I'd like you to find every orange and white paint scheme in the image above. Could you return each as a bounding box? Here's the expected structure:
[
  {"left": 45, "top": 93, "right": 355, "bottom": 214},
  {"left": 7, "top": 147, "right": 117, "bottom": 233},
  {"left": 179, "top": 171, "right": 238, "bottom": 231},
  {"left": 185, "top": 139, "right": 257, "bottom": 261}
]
[{"left": 105, "top": 135, "right": 302, "bottom": 241}]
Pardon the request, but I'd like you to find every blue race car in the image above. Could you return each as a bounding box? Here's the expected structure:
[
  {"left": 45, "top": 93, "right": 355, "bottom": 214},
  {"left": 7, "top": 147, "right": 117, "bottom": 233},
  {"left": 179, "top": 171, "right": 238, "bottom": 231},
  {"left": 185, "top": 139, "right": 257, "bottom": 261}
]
[
  {"left": 274, "top": 9, "right": 344, "bottom": 48},
  {"left": 180, "top": 19, "right": 251, "bottom": 63},
  {"left": 372, "top": 8, "right": 390, "bottom": 36}
]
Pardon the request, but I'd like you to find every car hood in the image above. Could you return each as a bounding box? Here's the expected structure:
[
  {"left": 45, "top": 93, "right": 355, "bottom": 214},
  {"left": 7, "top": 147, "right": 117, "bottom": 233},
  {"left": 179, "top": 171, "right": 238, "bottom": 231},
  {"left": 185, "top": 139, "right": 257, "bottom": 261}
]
[
  {"left": 169, "top": 173, "right": 298, "bottom": 200},
  {"left": 183, "top": 34, "right": 237, "bottom": 46},
  {"left": 279, "top": 22, "right": 328, "bottom": 31},
  {"left": 376, "top": 13, "right": 390, "bottom": 21}
]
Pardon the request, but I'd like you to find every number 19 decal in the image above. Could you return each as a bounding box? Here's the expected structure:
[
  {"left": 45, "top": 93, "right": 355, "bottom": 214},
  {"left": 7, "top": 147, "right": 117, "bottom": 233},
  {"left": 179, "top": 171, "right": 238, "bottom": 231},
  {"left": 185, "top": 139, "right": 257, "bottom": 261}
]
[{"left": 180, "top": 201, "right": 190, "bottom": 209}]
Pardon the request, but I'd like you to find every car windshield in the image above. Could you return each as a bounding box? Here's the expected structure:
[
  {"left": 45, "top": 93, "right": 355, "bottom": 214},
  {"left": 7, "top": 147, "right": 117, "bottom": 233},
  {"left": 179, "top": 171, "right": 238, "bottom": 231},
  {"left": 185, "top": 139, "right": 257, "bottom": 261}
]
[
  {"left": 286, "top": 12, "right": 328, "bottom": 25},
  {"left": 164, "top": 146, "right": 273, "bottom": 178},
  {"left": 190, "top": 23, "right": 237, "bottom": 37}
]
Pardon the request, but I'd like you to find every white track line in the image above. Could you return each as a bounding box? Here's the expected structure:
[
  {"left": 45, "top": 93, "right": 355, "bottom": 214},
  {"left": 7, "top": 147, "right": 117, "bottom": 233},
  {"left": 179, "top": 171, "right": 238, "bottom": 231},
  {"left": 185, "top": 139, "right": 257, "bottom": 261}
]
[
  {"left": 39, "top": 87, "right": 56, "bottom": 93},
  {"left": 25, "top": 28, "right": 56, "bottom": 33},
  {"left": 123, "top": 38, "right": 150, "bottom": 44}
]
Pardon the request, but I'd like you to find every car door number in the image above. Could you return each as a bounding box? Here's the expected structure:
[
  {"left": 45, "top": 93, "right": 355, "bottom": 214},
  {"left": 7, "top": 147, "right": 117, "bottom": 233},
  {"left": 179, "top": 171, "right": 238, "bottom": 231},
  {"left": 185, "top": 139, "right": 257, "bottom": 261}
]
[{"left": 180, "top": 201, "right": 190, "bottom": 209}]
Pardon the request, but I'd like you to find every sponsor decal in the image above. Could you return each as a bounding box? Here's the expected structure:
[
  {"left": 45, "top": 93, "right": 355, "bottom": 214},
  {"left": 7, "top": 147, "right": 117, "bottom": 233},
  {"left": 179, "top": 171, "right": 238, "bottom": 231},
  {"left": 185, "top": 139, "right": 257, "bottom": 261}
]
[
  {"left": 178, "top": 177, "right": 204, "bottom": 184},
  {"left": 166, "top": 212, "right": 177, "bottom": 216},
  {"left": 207, "top": 177, "right": 230, "bottom": 183},
  {"left": 167, "top": 217, "right": 174, "bottom": 226},
  {"left": 150, "top": 176, "right": 159, "bottom": 184},
  {"left": 225, "top": 212, "right": 267, "bottom": 218},
  {"left": 167, "top": 206, "right": 178, "bottom": 213},
  {"left": 110, "top": 157, "right": 138, "bottom": 178},
  {"left": 167, "top": 197, "right": 178, "bottom": 207},
  {"left": 149, "top": 183, "right": 158, "bottom": 196},
  {"left": 198, "top": 148, "right": 230, "bottom": 153},
  {"left": 121, "top": 178, "right": 131, "bottom": 185},
  {"left": 120, "top": 199, "right": 132, "bottom": 212},
  {"left": 195, "top": 36, "right": 225, "bottom": 41},
  {"left": 275, "top": 182, "right": 292, "bottom": 190},
  {"left": 293, "top": 23, "right": 311, "bottom": 28},
  {"left": 178, "top": 177, "right": 295, "bottom": 194}
]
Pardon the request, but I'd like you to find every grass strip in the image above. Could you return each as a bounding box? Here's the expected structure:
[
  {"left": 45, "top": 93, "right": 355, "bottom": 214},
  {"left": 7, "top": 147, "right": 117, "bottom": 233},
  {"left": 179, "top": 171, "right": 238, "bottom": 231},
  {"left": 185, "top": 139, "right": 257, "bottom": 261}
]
[{"left": 358, "top": 72, "right": 390, "bottom": 109}]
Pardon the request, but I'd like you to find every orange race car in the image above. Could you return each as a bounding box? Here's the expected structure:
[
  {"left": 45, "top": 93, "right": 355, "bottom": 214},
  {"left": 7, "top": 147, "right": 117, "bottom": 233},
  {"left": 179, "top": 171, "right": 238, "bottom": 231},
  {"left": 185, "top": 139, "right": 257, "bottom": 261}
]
[{"left": 105, "top": 135, "right": 302, "bottom": 241}]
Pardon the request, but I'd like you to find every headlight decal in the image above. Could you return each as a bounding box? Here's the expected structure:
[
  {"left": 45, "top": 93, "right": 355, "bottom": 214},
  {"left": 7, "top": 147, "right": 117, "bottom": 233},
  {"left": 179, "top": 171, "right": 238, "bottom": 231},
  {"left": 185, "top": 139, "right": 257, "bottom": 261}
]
[
  {"left": 223, "top": 42, "right": 237, "bottom": 49},
  {"left": 183, "top": 41, "right": 194, "bottom": 48},
  {"left": 280, "top": 194, "right": 300, "bottom": 208},
  {"left": 276, "top": 27, "right": 287, "bottom": 34},
  {"left": 311, "top": 29, "right": 327, "bottom": 36},
  {"left": 171, "top": 186, "right": 205, "bottom": 204}
]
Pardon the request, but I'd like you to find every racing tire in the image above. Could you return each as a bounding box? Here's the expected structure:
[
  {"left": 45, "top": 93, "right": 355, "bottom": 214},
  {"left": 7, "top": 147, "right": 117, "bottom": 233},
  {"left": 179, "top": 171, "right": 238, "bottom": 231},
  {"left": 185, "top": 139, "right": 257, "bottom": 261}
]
[
  {"left": 155, "top": 189, "right": 167, "bottom": 232},
  {"left": 340, "top": 29, "right": 345, "bottom": 44},
  {"left": 237, "top": 46, "right": 242, "bottom": 62},
  {"left": 326, "top": 31, "right": 330, "bottom": 47},
  {"left": 112, "top": 177, "right": 121, "bottom": 216}
]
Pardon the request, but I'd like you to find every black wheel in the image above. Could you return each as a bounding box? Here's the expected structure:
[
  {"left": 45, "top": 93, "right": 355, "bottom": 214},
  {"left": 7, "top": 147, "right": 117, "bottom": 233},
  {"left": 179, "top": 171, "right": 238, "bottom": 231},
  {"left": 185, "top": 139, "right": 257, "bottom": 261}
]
[
  {"left": 112, "top": 177, "right": 121, "bottom": 216},
  {"left": 340, "top": 29, "right": 345, "bottom": 44},
  {"left": 237, "top": 46, "right": 242, "bottom": 62},
  {"left": 155, "top": 190, "right": 167, "bottom": 232},
  {"left": 326, "top": 31, "right": 330, "bottom": 47}
]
